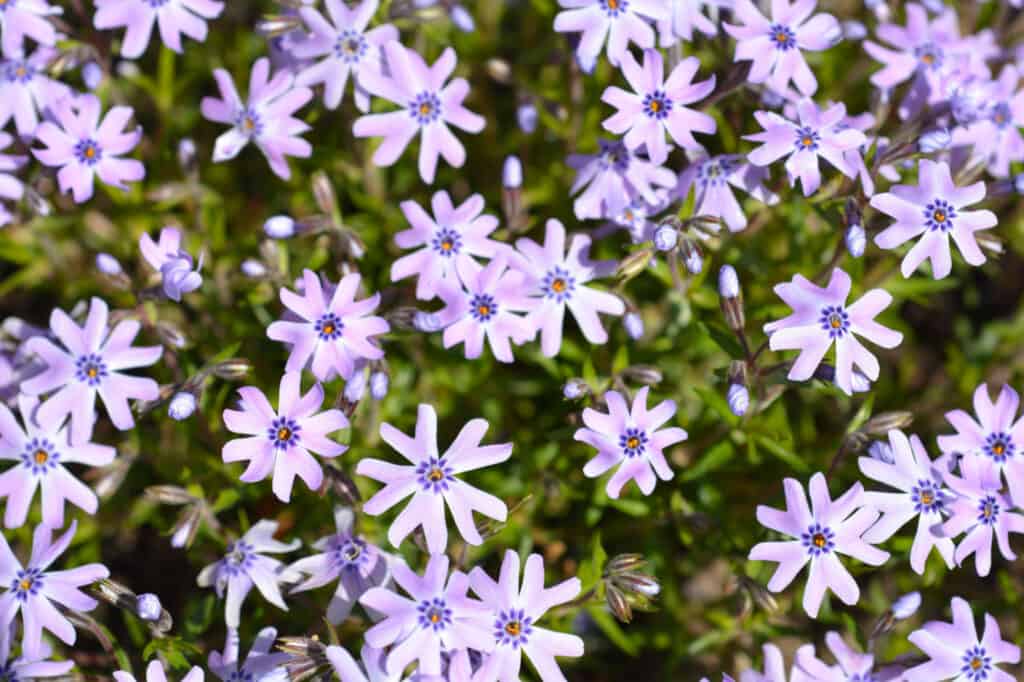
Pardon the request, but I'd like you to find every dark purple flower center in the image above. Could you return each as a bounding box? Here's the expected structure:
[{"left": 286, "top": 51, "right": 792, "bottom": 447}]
[
  {"left": 267, "top": 416, "right": 301, "bottom": 450},
  {"left": 961, "top": 645, "right": 991, "bottom": 681},
  {"left": 768, "top": 23, "right": 796, "bottom": 50},
  {"left": 793, "top": 126, "right": 820, "bottom": 152},
  {"left": 619, "top": 427, "right": 648, "bottom": 458},
  {"left": 432, "top": 227, "right": 462, "bottom": 257},
  {"left": 911, "top": 479, "right": 946, "bottom": 514},
  {"left": 2, "top": 59, "right": 32, "bottom": 84},
  {"left": 417, "top": 597, "right": 452, "bottom": 631},
  {"left": 598, "top": 140, "right": 630, "bottom": 171},
  {"left": 697, "top": 157, "right": 736, "bottom": 188},
  {"left": 145, "top": 0, "right": 171, "bottom": 7},
  {"left": 409, "top": 91, "right": 442, "bottom": 125},
  {"left": 600, "top": 0, "right": 629, "bottom": 17},
  {"left": 76, "top": 353, "right": 108, "bottom": 386},
  {"left": 923, "top": 198, "right": 956, "bottom": 232},
  {"left": 991, "top": 102, "right": 1012, "bottom": 128},
  {"left": 221, "top": 541, "right": 254, "bottom": 576},
  {"left": 235, "top": 108, "right": 263, "bottom": 137},
  {"left": 977, "top": 495, "right": 1001, "bottom": 526},
  {"left": 21, "top": 437, "right": 59, "bottom": 476},
  {"left": 75, "top": 139, "right": 103, "bottom": 166},
  {"left": 332, "top": 536, "right": 370, "bottom": 571},
  {"left": 494, "top": 608, "right": 533, "bottom": 648},
  {"left": 469, "top": 293, "right": 498, "bottom": 322},
  {"left": 417, "top": 456, "right": 455, "bottom": 493},
  {"left": 818, "top": 305, "right": 849, "bottom": 338},
  {"left": 643, "top": 90, "right": 673, "bottom": 120},
  {"left": 984, "top": 432, "right": 1015, "bottom": 463},
  {"left": 914, "top": 43, "right": 943, "bottom": 71},
  {"left": 334, "top": 29, "right": 368, "bottom": 63},
  {"left": 801, "top": 522, "right": 835, "bottom": 556},
  {"left": 225, "top": 672, "right": 254, "bottom": 682},
  {"left": 543, "top": 266, "right": 576, "bottom": 303},
  {"left": 315, "top": 313, "right": 344, "bottom": 341},
  {"left": 11, "top": 568, "right": 42, "bottom": 602}
]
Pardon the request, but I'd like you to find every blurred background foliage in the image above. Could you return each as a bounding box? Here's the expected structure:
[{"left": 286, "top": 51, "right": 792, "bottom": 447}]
[{"left": 3, "top": 0, "right": 1024, "bottom": 679}]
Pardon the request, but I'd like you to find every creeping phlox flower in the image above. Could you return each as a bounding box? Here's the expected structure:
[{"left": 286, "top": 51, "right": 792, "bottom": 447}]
[
  {"left": 22, "top": 297, "right": 162, "bottom": 444},
  {"left": 574, "top": 387, "right": 687, "bottom": 499},
  {"left": 0, "top": 520, "right": 109, "bottom": 657},
  {"left": 763, "top": 268, "right": 903, "bottom": 395},
  {"left": 0, "top": 394, "right": 115, "bottom": 529},
  {"left": 794, "top": 631, "right": 902, "bottom": 681},
  {"left": 325, "top": 644, "right": 402, "bottom": 682},
  {"left": 658, "top": 0, "right": 730, "bottom": 47},
  {"left": 723, "top": 0, "right": 839, "bottom": 96},
  {"left": 0, "top": 132, "right": 25, "bottom": 226},
  {"left": 114, "top": 660, "right": 203, "bottom": 682},
  {"left": 0, "top": 638, "right": 73, "bottom": 682},
  {"left": 0, "top": 46, "right": 72, "bottom": 138},
  {"left": 870, "top": 159, "right": 996, "bottom": 280},
  {"left": 357, "top": 403, "right": 511, "bottom": 554},
  {"left": 0, "top": 0, "right": 60, "bottom": 57},
  {"left": 208, "top": 627, "right": 292, "bottom": 682},
  {"left": 602, "top": 49, "right": 716, "bottom": 165},
  {"left": 951, "top": 65, "right": 1024, "bottom": 178},
  {"left": 359, "top": 554, "right": 492, "bottom": 678},
  {"left": 291, "top": 0, "right": 397, "bottom": 112},
  {"left": 512, "top": 218, "right": 624, "bottom": 357},
  {"left": 436, "top": 256, "right": 534, "bottom": 363},
  {"left": 748, "top": 473, "right": 890, "bottom": 618},
  {"left": 675, "top": 153, "right": 778, "bottom": 232},
  {"left": 938, "top": 453, "right": 1024, "bottom": 577},
  {"left": 222, "top": 371, "right": 349, "bottom": 502},
  {"left": 857, "top": 429, "right": 955, "bottom": 575},
  {"left": 33, "top": 94, "right": 145, "bottom": 203},
  {"left": 93, "top": 0, "right": 225, "bottom": 59},
  {"left": 139, "top": 226, "right": 203, "bottom": 301},
  {"left": 353, "top": 41, "right": 484, "bottom": 184},
  {"left": 745, "top": 99, "right": 867, "bottom": 197},
  {"left": 201, "top": 57, "right": 313, "bottom": 180},
  {"left": 390, "top": 190, "right": 504, "bottom": 301},
  {"left": 568, "top": 138, "right": 676, "bottom": 221},
  {"left": 721, "top": 643, "right": 788, "bottom": 682},
  {"left": 938, "top": 383, "right": 1024, "bottom": 505},
  {"left": 267, "top": 269, "right": 388, "bottom": 382},
  {"left": 906, "top": 597, "right": 1021, "bottom": 682},
  {"left": 288, "top": 506, "right": 390, "bottom": 624},
  {"left": 196, "top": 519, "right": 301, "bottom": 628},
  {"left": 553, "top": 0, "right": 667, "bottom": 69}
]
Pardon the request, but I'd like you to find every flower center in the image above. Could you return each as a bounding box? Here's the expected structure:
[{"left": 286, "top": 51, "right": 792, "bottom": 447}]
[
  {"left": 11, "top": 569, "right": 41, "bottom": 601},
  {"left": 961, "top": 645, "right": 990, "bottom": 681},
  {"left": 924, "top": 198, "right": 957, "bottom": 232},
  {"left": 223, "top": 541, "right": 253, "bottom": 575},
  {"left": 802, "top": 523, "right": 834, "bottom": 556},
  {"left": 914, "top": 43, "right": 943, "bottom": 70},
  {"left": 978, "top": 496, "right": 1001, "bottom": 525},
  {"left": 601, "top": 0, "right": 628, "bottom": 16},
  {"left": 76, "top": 353, "right": 108, "bottom": 386},
  {"left": 334, "top": 29, "right": 367, "bottom": 63},
  {"left": 619, "top": 427, "right": 648, "bottom": 458},
  {"left": 418, "top": 597, "right": 452, "bottom": 631},
  {"left": 75, "top": 139, "right": 103, "bottom": 166},
  {"left": 417, "top": 456, "right": 455, "bottom": 493},
  {"left": 543, "top": 266, "right": 576, "bottom": 302},
  {"left": 235, "top": 108, "right": 263, "bottom": 137},
  {"left": 469, "top": 293, "right": 498, "bottom": 322},
  {"left": 985, "top": 432, "right": 1015, "bottom": 463},
  {"left": 267, "top": 417, "right": 301, "bottom": 449},
  {"left": 643, "top": 90, "right": 673, "bottom": 120},
  {"left": 495, "top": 608, "right": 533, "bottom": 648},
  {"left": 818, "top": 305, "right": 849, "bottom": 338},
  {"left": 793, "top": 126, "right": 820, "bottom": 152},
  {"left": 410, "top": 91, "right": 442, "bottom": 125},
  {"left": 432, "top": 227, "right": 462, "bottom": 257},
  {"left": 3, "top": 60, "right": 32, "bottom": 83},
  {"left": 768, "top": 23, "right": 796, "bottom": 50},
  {"left": 315, "top": 313, "right": 343, "bottom": 341}
]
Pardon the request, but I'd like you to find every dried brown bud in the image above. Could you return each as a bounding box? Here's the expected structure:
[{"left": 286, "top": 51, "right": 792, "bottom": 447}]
[
  {"left": 606, "top": 553, "right": 646, "bottom": 575},
  {"left": 212, "top": 359, "right": 253, "bottom": 380},
  {"left": 144, "top": 485, "right": 197, "bottom": 505},
  {"left": 616, "top": 248, "right": 654, "bottom": 282},
  {"left": 605, "top": 583, "right": 632, "bottom": 623},
  {"left": 311, "top": 171, "right": 339, "bottom": 218},
  {"left": 862, "top": 411, "right": 914, "bottom": 436},
  {"left": 619, "top": 365, "right": 663, "bottom": 386},
  {"left": 255, "top": 14, "right": 303, "bottom": 37}
]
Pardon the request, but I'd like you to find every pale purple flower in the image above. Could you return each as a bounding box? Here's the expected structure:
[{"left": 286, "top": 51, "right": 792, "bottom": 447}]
[
  {"left": 658, "top": 0, "right": 731, "bottom": 46},
  {"left": 94, "top": 0, "right": 224, "bottom": 59},
  {"left": 291, "top": 0, "right": 398, "bottom": 112},
  {"left": 745, "top": 99, "right": 867, "bottom": 197},
  {"left": 938, "top": 453, "right": 1024, "bottom": 577},
  {"left": 222, "top": 371, "right": 348, "bottom": 502},
  {"left": 357, "top": 404, "right": 511, "bottom": 554},
  {"left": 353, "top": 41, "right": 484, "bottom": 184},
  {"left": 574, "top": 387, "right": 687, "bottom": 499},
  {"left": 359, "top": 554, "right": 492, "bottom": 678},
  {"left": 748, "top": 472, "right": 890, "bottom": 618},
  {"left": 0, "top": 46, "right": 72, "bottom": 138},
  {"left": 568, "top": 138, "right": 676, "bottom": 220},
  {"left": 196, "top": 519, "right": 301, "bottom": 628},
  {"left": 326, "top": 644, "right": 402, "bottom": 682},
  {"left": 208, "top": 627, "right": 291, "bottom": 682},
  {"left": 468, "top": 550, "right": 584, "bottom": 682},
  {"left": 736, "top": 644, "right": 788, "bottom": 682},
  {"left": 763, "top": 268, "right": 903, "bottom": 395},
  {"left": 794, "top": 632, "right": 902, "bottom": 681},
  {"left": 938, "top": 383, "right": 1024, "bottom": 506},
  {"left": 950, "top": 65, "right": 1024, "bottom": 178},
  {"left": 288, "top": 506, "right": 390, "bottom": 624},
  {"left": 512, "top": 218, "right": 624, "bottom": 357},
  {"left": 857, "top": 429, "right": 955, "bottom": 575},
  {"left": 21, "top": 297, "right": 162, "bottom": 444},
  {"left": 0, "top": 520, "right": 109, "bottom": 657},
  {"left": 553, "top": 0, "right": 668, "bottom": 68},
  {"left": 0, "top": 640, "right": 73, "bottom": 682},
  {"left": 905, "top": 597, "right": 1020, "bottom": 682},
  {"left": 0, "top": 394, "right": 115, "bottom": 529},
  {"left": 0, "top": 132, "right": 25, "bottom": 224},
  {"left": 140, "top": 226, "right": 203, "bottom": 301},
  {"left": 870, "top": 159, "right": 996, "bottom": 280},
  {"left": 436, "top": 257, "right": 535, "bottom": 363},
  {"left": 32, "top": 94, "right": 145, "bottom": 203},
  {"left": 200, "top": 57, "right": 313, "bottom": 180},
  {"left": 675, "top": 153, "right": 778, "bottom": 232},
  {"left": 114, "top": 660, "right": 203, "bottom": 682},
  {"left": 723, "top": 0, "right": 839, "bottom": 96},
  {"left": 267, "top": 269, "right": 388, "bottom": 382},
  {"left": 390, "top": 190, "right": 504, "bottom": 301},
  {"left": 0, "top": 1, "right": 60, "bottom": 57},
  {"left": 602, "top": 49, "right": 716, "bottom": 164}
]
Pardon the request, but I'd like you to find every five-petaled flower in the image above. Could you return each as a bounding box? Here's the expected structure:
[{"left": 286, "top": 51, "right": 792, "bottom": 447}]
[
  {"left": 675, "top": 153, "right": 778, "bottom": 232},
  {"left": 94, "top": 0, "right": 225, "bottom": 59},
  {"left": 0, "top": 46, "right": 72, "bottom": 138},
  {"left": 22, "top": 296, "right": 162, "bottom": 444},
  {"left": 207, "top": 627, "right": 291, "bottom": 682},
  {"left": 553, "top": 0, "right": 668, "bottom": 69},
  {"left": 356, "top": 403, "right": 511, "bottom": 555},
  {"left": 115, "top": 660, "right": 204, "bottom": 682},
  {"left": 763, "top": 268, "right": 903, "bottom": 395},
  {"left": 748, "top": 472, "right": 890, "bottom": 618},
  {"left": 794, "top": 631, "right": 899, "bottom": 681},
  {"left": 568, "top": 138, "right": 676, "bottom": 220},
  {"left": 0, "top": 0, "right": 60, "bottom": 58},
  {"left": 139, "top": 226, "right": 203, "bottom": 301}
]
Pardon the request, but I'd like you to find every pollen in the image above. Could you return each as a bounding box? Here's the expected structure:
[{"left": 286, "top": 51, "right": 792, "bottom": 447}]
[
  {"left": 933, "top": 209, "right": 946, "bottom": 223},
  {"left": 775, "top": 32, "right": 788, "bottom": 43},
  {"left": 626, "top": 436, "right": 640, "bottom": 449},
  {"left": 801, "top": 136, "right": 813, "bottom": 147},
  {"left": 321, "top": 323, "right": 335, "bottom": 336},
  {"left": 551, "top": 278, "right": 566, "bottom": 293},
  {"left": 812, "top": 533, "right": 827, "bottom": 548},
  {"left": 505, "top": 621, "right": 522, "bottom": 636},
  {"left": 419, "top": 102, "right": 432, "bottom": 116},
  {"left": 33, "top": 450, "right": 48, "bottom": 465},
  {"left": 428, "top": 467, "right": 444, "bottom": 482},
  {"left": 477, "top": 304, "right": 491, "bottom": 317},
  {"left": 18, "top": 578, "right": 31, "bottom": 591},
  {"left": 277, "top": 427, "right": 292, "bottom": 442},
  {"left": 441, "top": 239, "right": 453, "bottom": 251},
  {"left": 649, "top": 99, "right": 661, "bottom": 113},
  {"left": 970, "top": 657, "right": 983, "bottom": 670},
  {"left": 920, "top": 490, "right": 933, "bottom": 505},
  {"left": 607, "top": 0, "right": 618, "bottom": 8},
  {"left": 87, "top": 366, "right": 98, "bottom": 378},
  {"left": 994, "top": 442, "right": 1005, "bottom": 455},
  {"left": 430, "top": 611, "right": 441, "bottom": 623}
]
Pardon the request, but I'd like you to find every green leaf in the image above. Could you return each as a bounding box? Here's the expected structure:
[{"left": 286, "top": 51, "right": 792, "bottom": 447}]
[{"left": 587, "top": 605, "right": 639, "bottom": 656}]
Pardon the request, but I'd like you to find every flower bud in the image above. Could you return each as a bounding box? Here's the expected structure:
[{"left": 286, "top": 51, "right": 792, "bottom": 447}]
[
  {"left": 845, "top": 224, "right": 866, "bottom": 258},
  {"left": 167, "top": 391, "right": 197, "bottom": 421},
  {"left": 623, "top": 312, "right": 644, "bottom": 340},
  {"left": 679, "top": 237, "right": 703, "bottom": 274},
  {"left": 842, "top": 20, "right": 867, "bottom": 41},
  {"left": 255, "top": 14, "right": 303, "bottom": 37},
  {"left": 321, "top": 463, "right": 363, "bottom": 504},
  {"left": 450, "top": 4, "right": 475, "bottom": 32},
  {"left": 653, "top": 224, "right": 678, "bottom": 252},
  {"left": 918, "top": 128, "right": 951, "bottom": 153},
  {"left": 144, "top": 485, "right": 197, "bottom": 505},
  {"left": 517, "top": 101, "right": 538, "bottom": 133},
  {"left": 96, "top": 253, "right": 123, "bottom": 276},
  {"left": 178, "top": 138, "right": 197, "bottom": 175},
  {"left": 717, "top": 265, "right": 740, "bottom": 299},
  {"left": 344, "top": 370, "right": 367, "bottom": 404},
  {"left": 614, "top": 572, "right": 661, "bottom": 597},
  {"left": 562, "top": 378, "right": 588, "bottom": 400},
  {"left": 616, "top": 248, "right": 654, "bottom": 281},
  {"left": 863, "top": 411, "right": 914, "bottom": 436},
  {"left": 170, "top": 505, "right": 201, "bottom": 549},
  {"left": 136, "top": 593, "right": 162, "bottom": 621},
  {"left": 892, "top": 591, "right": 921, "bottom": 620},
  {"left": 606, "top": 553, "right": 645, "bottom": 574},
  {"left": 212, "top": 358, "right": 252, "bottom": 380},
  {"left": 241, "top": 259, "right": 267, "bottom": 278},
  {"left": 414, "top": 311, "right": 443, "bottom": 333},
  {"left": 502, "top": 155, "right": 523, "bottom": 189},
  {"left": 312, "top": 171, "right": 338, "bottom": 217},
  {"left": 369, "top": 371, "right": 389, "bottom": 400},
  {"left": 867, "top": 440, "right": 895, "bottom": 464},
  {"left": 727, "top": 383, "right": 749, "bottom": 417},
  {"left": 605, "top": 583, "right": 632, "bottom": 623},
  {"left": 264, "top": 215, "right": 296, "bottom": 239},
  {"left": 620, "top": 364, "right": 663, "bottom": 385},
  {"left": 155, "top": 321, "right": 186, "bottom": 349},
  {"left": 850, "top": 370, "right": 871, "bottom": 393},
  {"left": 82, "top": 62, "right": 103, "bottom": 90},
  {"left": 1014, "top": 173, "right": 1024, "bottom": 196}
]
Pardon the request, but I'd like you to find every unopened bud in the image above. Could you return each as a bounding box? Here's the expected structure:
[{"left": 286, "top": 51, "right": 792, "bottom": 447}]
[
  {"left": 178, "top": 138, "right": 197, "bottom": 175},
  {"left": 718, "top": 265, "right": 740, "bottom": 299},
  {"left": 144, "top": 485, "right": 196, "bottom": 505},
  {"left": 653, "top": 224, "right": 678, "bottom": 252},
  {"left": 170, "top": 505, "right": 201, "bottom": 549},
  {"left": 845, "top": 224, "right": 866, "bottom": 258},
  {"left": 241, "top": 259, "right": 267, "bottom": 278},
  {"left": 606, "top": 553, "right": 646, "bottom": 574},
  {"left": 136, "top": 593, "right": 162, "bottom": 621},
  {"left": 82, "top": 62, "right": 103, "bottom": 90},
  {"left": 450, "top": 4, "right": 475, "bottom": 32},
  {"left": 842, "top": 20, "right": 867, "bottom": 41},
  {"left": 613, "top": 572, "right": 661, "bottom": 597},
  {"left": 563, "top": 379, "right": 588, "bottom": 400},
  {"left": 727, "top": 383, "right": 749, "bottom": 417},
  {"left": 892, "top": 591, "right": 921, "bottom": 620},
  {"left": 502, "top": 156, "right": 523, "bottom": 189},
  {"left": 414, "top": 311, "right": 443, "bottom": 332},
  {"left": 517, "top": 101, "right": 538, "bottom": 133},
  {"left": 255, "top": 14, "right": 303, "bottom": 37},
  {"left": 369, "top": 371, "right": 389, "bottom": 401},
  {"left": 616, "top": 248, "right": 654, "bottom": 281},
  {"left": 623, "top": 312, "right": 644, "bottom": 340},
  {"left": 155, "top": 321, "right": 186, "bottom": 349},
  {"left": 868, "top": 440, "right": 895, "bottom": 464},
  {"left": 96, "top": 253, "right": 123, "bottom": 276},
  {"left": 862, "top": 411, "right": 914, "bottom": 436},
  {"left": 680, "top": 238, "right": 703, "bottom": 274},
  {"left": 212, "top": 359, "right": 252, "bottom": 380},
  {"left": 167, "top": 391, "right": 196, "bottom": 421},
  {"left": 264, "top": 215, "right": 296, "bottom": 239},
  {"left": 312, "top": 171, "right": 338, "bottom": 217},
  {"left": 918, "top": 128, "right": 951, "bottom": 153},
  {"left": 620, "top": 365, "right": 663, "bottom": 385},
  {"left": 344, "top": 370, "right": 366, "bottom": 404},
  {"left": 321, "top": 464, "right": 362, "bottom": 505},
  {"left": 605, "top": 583, "right": 632, "bottom": 623}
]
